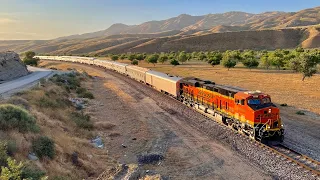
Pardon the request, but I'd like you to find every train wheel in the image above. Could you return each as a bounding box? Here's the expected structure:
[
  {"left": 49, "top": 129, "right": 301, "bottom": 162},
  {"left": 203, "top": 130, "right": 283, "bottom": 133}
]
[{"left": 237, "top": 126, "right": 243, "bottom": 134}]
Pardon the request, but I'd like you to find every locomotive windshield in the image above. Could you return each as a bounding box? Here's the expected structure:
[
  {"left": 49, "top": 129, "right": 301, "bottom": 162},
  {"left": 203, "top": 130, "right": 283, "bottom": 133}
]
[
  {"left": 247, "top": 97, "right": 275, "bottom": 110},
  {"left": 248, "top": 99, "right": 261, "bottom": 105}
]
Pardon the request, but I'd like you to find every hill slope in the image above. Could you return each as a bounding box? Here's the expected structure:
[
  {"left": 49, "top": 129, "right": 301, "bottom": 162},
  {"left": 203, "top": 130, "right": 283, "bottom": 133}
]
[{"left": 1, "top": 6, "right": 320, "bottom": 54}]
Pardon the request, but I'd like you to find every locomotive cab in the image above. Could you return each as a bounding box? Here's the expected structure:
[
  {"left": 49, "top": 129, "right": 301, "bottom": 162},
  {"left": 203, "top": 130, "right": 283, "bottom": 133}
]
[{"left": 234, "top": 91, "right": 284, "bottom": 142}]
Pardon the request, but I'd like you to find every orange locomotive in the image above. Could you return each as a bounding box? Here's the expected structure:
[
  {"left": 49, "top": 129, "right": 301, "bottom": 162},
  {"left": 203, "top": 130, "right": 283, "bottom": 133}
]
[{"left": 179, "top": 77, "right": 284, "bottom": 142}]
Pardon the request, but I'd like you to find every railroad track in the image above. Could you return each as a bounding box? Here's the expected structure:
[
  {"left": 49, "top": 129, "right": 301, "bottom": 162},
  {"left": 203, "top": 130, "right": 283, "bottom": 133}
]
[
  {"left": 271, "top": 144, "right": 320, "bottom": 176},
  {"left": 192, "top": 106, "right": 320, "bottom": 177}
]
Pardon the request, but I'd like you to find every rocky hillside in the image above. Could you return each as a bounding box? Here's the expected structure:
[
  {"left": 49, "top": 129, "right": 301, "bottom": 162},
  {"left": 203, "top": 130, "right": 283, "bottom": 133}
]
[{"left": 0, "top": 51, "right": 28, "bottom": 82}]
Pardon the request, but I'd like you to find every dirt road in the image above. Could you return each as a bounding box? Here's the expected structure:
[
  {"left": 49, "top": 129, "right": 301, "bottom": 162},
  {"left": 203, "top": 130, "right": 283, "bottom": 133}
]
[{"left": 0, "top": 66, "right": 54, "bottom": 97}]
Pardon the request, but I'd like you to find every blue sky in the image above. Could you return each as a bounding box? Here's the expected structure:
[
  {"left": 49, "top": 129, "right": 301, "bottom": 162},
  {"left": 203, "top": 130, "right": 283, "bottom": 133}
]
[{"left": 0, "top": 0, "right": 319, "bottom": 40}]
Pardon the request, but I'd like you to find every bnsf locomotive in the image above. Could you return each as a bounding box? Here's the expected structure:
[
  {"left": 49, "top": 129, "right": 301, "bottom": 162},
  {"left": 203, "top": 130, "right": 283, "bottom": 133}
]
[{"left": 36, "top": 56, "right": 285, "bottom": 142}]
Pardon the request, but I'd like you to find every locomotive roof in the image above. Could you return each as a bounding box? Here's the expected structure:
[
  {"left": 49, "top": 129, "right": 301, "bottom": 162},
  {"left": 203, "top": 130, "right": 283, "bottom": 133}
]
[
  {"left": 214, "top": 84, "right": 247, "bottom": 92},
  {"left": 181, "top": 77, "right": 247, "bottom": 93}
]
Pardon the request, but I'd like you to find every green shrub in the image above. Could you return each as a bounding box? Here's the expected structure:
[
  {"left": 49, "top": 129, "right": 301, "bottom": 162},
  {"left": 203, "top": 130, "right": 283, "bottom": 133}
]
[
  {"left": 0, "top": 142, "right": 8, "bottom": 167},
  {"left": 76, "top": 87, "right": 87, "bottom": 95},
  {"left": 296, "top": 111, "right": 305, "bottom": 115},
  {"left": 37, "top": 97, "right": 59, "bottom": 108},
  {"left": 6, "top": 140, "right": 17, "bottom": 156},
  {"left": 32, "top": 136, "right": 55, "bottom": 159},
  {"left": 70, "top": 112, "right": 93, "bottom": 130},
  {"left": 7, "top": 97, "right": 30, "bottom": 110},
  {"left": 170, "top": 59, "right": 180, "bottom": 66},
  {"left": 0, "top": 158, "right": 24, "bottom": 179},
  {"left": 131, "top": 60, "right": 139, "bottom": 65},
  {"left": 50, "top": 74, "right": 81, "bottom": 90},
  {"left": 0, "top": 104, "right": 39, "bottom": 132},
  {"left": 23, "top": 58, "right": 40, "bottom": 67},
  {"left": 79, "top": 91, "right": 94, "bottom": 99},
  {"left": 21, "top": 166, "right": 46, "bottom": 180}
]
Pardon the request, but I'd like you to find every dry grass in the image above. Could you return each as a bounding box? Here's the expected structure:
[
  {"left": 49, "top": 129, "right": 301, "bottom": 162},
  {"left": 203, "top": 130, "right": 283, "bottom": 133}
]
[
  {"left": 0, "top": 72, "right": 118, "bottom": 179},
  {"left": 122, "top": 60, "right": 320, "bottom": 114}
]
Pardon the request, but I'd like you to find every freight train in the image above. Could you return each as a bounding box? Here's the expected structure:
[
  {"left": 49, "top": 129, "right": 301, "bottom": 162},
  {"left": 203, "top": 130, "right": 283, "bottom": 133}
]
[{"left": 36, "top": 56, "right": 285, "bottom": 142}]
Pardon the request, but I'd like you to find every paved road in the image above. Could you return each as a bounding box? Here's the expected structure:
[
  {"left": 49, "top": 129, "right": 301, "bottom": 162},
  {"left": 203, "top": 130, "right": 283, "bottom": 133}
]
[{"left": 0, "top": 66, "right": 54, "bottom": 96}]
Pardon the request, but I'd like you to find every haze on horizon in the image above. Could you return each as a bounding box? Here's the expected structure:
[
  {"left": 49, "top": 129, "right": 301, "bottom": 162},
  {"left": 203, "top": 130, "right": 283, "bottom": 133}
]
[{"left": 1, "top": 0, "right": 319, "bottom": 40}]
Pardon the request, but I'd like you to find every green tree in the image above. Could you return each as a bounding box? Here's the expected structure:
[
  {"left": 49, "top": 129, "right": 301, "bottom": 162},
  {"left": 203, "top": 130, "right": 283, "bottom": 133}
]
[
  {"left": 261, "top": 54, "right": 272, "bottom": 69},
  {"left": 146, "top": 54, "right": 158, "bottom": 66},
  {"left": 131, "top": 60, "right": 138, "bottom": 65},
  {"left": 178, "top": 52, "right": 187, "bottom": 64},
  {"left": 293, "top": 53, "right": 319, "bottom": 81},
  {"left": 25, "top": 51, "right": 36, "bottom": 59},
  {"left": 267, "top": 52, "right": 285, "bottom": 69},
  {"left": 288, "top": 57, "right": 300, "bottom": 72},
  {"left": 242, "top": 58, "right": 259, "bottom": 69},
  {"left": 198, "top": 53, "right": 206, "bottom": 61},
  {"left": 231, "top": 50, "right": 243, "bottom": 61},
  {"left": 119, "top": 54, "right": 126, "bottom": 60},
  {"left": 221, "top": 53, "right": 237, "bottom": 70},
  {"left": 136, "top": 54, "right": 144, "bottom": 60},
  {"left": 207, "top": 52, "right": 223, "bottom": 66},
  {"left": 288, "top": 53, "right": 319, "bottom": 80},
  {"left": 111, "top": 55, "right": 119, "bottom": 61},
  {"left": 128, "top": 54, "right": 136, "bottom": 61},
  {"left": 168, "top": 53, "right": 175, "bottom": 60},
  {"left": 158, "top": 53, "right": 168, "bottom": 64},
  {"left": 23, "top": 51, "right": 39, "bottom": 66},
  {"left": 191, "top": 52, "right": 198, "bottom": 59},
  {"left": 170, "top": 59, "right": 180, "bottom": 66}
]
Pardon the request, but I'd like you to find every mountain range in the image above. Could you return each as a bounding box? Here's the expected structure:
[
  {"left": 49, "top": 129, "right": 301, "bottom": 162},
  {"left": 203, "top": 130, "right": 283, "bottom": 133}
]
[{"left": 1, "top": 6, "right": 320, "bottom": 54}]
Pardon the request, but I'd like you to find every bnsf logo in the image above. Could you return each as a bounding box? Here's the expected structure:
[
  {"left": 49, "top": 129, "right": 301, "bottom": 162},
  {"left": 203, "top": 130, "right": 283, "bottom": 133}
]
[{"left": 198, "top": 89, "right": 213, "bottom": 99}]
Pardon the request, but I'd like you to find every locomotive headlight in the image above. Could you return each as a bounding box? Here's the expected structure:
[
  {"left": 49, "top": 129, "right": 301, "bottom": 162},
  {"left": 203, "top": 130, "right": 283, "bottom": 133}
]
[
  {"left": 268, "top": 109, "right": 271, "bottom": 113},
  {"left": 266, "top": 124, "right": 270, "bottom": 129}
]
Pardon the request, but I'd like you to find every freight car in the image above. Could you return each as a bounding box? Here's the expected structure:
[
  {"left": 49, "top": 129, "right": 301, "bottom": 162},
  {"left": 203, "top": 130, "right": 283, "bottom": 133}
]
[
  {"left": 146, "top": 70, "right": 182, "bottom": 98},
  {"left": 126, "top": 65, "right": 149, "bottom": 83},
  {"left": 35, "top": 56, "right": 284, "bottom": 143}
]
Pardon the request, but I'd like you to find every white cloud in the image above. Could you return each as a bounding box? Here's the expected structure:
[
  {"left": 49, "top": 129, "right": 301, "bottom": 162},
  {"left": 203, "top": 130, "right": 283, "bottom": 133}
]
[{"left": 0, "top": 18, "right": 18, "bottom": 24}]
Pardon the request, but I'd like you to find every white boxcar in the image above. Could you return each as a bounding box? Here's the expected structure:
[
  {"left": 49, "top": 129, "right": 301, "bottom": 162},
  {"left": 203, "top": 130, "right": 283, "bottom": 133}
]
[
  {"left": 126, "top": 65, "right": 149, "bottom": 83},
  {"left": 102, "top": 60, "right": 114, "bottom": 69},
  {"left": 146, "top": 70, "right": 183, "bottom": 97},
  {"left": 94, "top": 59, "right": 105, "bottom": 67},
  {"left": 112, "top": 62, "right": 127, "bottom": 74}
]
